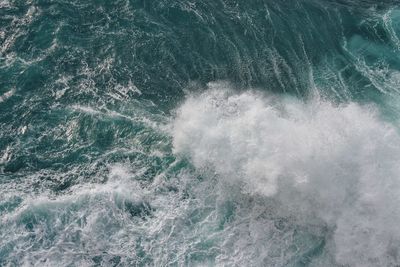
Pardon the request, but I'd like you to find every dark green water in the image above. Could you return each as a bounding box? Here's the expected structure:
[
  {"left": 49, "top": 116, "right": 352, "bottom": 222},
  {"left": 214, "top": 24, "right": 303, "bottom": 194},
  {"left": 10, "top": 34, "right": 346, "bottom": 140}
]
[{"left": 1, "top": 0, "right": 400, "bottom": 266}]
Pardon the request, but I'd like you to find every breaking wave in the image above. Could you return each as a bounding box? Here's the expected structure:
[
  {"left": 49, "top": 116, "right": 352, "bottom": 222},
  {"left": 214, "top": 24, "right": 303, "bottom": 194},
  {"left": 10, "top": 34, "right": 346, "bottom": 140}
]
[{"left": 172, "top": 83, "right": 400, "bottom": 266}]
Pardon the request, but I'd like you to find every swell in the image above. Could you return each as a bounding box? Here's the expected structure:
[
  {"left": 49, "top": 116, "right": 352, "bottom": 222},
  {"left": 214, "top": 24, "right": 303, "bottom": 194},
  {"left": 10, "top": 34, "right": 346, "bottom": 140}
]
[
  {"left": 1, "top": 0, "right": 400, "bottom": 266},
  {"left": 1, "top": 0, "right": 399, "bottom": 109}
]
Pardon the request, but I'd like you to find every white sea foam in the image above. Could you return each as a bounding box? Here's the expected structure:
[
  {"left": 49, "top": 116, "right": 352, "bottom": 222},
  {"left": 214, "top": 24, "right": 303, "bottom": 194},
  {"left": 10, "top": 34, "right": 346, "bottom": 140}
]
[
  {"left": 0, "top": 88, "right": 15, "bottom": 103},
  {"left": 0, "top": 163, "right": 157, "bottom": 266},
  {"left": 172, "top": 82, "right": 400, "bottom": 266}
]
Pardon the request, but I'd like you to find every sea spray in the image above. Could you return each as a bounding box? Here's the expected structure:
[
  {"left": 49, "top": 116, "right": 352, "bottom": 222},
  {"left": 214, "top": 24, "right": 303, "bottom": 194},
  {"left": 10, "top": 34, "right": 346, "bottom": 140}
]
[
  {"left": 1, "top": 0, "right": 400, "bottom": 266},
  {"left": 172, "top": 83, "right": 400, "bottom": 266}
]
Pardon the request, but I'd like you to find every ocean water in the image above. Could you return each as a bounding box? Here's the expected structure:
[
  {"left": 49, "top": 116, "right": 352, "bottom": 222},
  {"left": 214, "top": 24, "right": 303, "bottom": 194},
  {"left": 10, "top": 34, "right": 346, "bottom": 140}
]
[{"left": 1, "top": 0, "right": 400, "bottom": 266}]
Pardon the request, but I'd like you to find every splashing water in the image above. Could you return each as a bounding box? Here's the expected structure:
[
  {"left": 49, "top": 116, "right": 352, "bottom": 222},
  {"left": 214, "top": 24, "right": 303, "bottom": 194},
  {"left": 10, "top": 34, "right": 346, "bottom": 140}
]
[
  {"left": 172, "top": 83, "right": 400, "bottom": 266},
  {"left": 1, "top": 0, "right": 400, "bottom": 266}
]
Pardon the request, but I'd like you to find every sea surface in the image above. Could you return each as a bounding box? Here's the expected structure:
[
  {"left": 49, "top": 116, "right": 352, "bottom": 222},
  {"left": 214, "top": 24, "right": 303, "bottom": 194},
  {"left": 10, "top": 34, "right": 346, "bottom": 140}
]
[{"left": 1, "top": 0, "right": 400, "bottom": 266}]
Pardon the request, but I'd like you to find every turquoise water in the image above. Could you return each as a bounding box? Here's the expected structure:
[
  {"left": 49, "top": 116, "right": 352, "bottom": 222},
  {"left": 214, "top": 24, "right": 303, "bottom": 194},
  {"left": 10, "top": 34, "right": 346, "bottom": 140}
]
[{"left": 1, "top": 0, "right": 400, "bottom": 266}]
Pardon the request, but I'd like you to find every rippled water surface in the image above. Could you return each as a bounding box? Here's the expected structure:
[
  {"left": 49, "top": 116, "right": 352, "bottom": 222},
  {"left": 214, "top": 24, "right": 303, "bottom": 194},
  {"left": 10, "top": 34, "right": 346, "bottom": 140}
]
[{"left": 1, "top": 0, "right": 400, "bottom": 266}]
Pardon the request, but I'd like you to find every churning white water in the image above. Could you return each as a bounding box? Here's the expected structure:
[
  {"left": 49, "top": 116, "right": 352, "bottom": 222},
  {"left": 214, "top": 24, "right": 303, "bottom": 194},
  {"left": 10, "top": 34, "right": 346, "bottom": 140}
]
[{"left": 172, "top": 82, "right": 400, "bottom": 266}]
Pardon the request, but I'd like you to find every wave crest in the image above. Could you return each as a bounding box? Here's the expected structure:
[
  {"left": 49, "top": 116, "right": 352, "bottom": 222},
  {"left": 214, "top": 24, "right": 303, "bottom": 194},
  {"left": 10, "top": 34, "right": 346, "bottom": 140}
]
[{"left": 172, "top": 82, "right": 400, "bottom": 266}]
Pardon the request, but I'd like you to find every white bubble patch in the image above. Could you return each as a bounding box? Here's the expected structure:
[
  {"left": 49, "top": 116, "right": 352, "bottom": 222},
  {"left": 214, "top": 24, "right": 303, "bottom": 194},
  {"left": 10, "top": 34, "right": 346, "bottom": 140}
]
[{"left": 172, "top": 83, "right": 400, "bottom": 266}]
